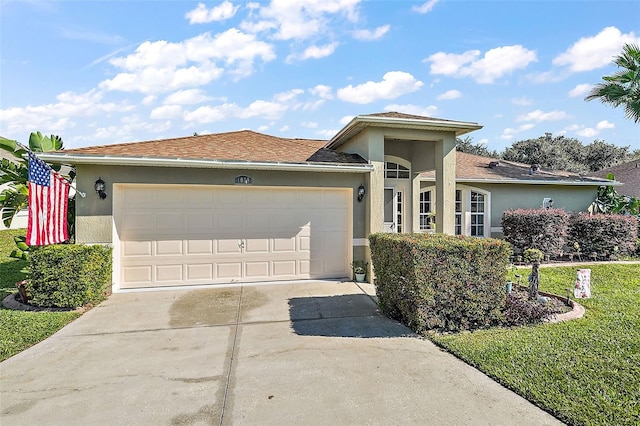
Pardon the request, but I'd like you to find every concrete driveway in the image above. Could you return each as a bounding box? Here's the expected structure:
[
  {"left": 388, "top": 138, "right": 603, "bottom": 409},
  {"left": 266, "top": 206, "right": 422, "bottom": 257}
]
[{"left": 1, "top": 281, "right": 562, "bottom": 425}]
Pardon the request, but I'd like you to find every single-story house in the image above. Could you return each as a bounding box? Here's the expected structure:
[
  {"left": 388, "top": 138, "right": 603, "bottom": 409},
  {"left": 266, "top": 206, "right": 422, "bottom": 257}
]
[
  {"left": 40, "top": 112, "right": 614, "bottom": 291},
  {"left": 592, "top": 160, "right": 640, "bottom": 198}
]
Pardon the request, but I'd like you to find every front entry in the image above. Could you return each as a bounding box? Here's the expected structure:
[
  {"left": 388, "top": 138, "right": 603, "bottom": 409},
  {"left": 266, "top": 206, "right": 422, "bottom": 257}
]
[{"left": 383, "top": 187, "right": 403, "bottom": 233}]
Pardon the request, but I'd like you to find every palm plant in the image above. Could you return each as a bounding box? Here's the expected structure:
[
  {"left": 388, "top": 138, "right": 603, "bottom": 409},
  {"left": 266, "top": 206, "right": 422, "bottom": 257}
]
[{"left": 585, "top": 43, "right": 640, "bottom": 123}]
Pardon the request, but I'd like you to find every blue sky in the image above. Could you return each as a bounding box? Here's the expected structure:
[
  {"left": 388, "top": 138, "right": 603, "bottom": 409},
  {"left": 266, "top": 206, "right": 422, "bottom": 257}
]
[{"left": 1, "top": 0, "right": 639, "bottom": 151}]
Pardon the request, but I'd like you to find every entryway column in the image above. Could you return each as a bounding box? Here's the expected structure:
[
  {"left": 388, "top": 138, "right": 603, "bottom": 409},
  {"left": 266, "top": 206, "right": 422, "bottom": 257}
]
[{"left": 435, "top": 134, "right": 456, "bottom": 235}]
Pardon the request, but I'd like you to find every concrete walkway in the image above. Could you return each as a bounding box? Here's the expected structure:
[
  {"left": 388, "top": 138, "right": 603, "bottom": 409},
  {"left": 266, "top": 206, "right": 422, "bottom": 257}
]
[{"left": 0, "top": 281, "right": 562, "bottom": 425}]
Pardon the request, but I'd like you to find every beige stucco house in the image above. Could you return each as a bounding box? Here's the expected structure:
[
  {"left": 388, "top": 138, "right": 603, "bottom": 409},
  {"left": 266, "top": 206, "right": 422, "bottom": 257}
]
[{"left": 40, "top": 112, "right": 612, "bottom": 291}]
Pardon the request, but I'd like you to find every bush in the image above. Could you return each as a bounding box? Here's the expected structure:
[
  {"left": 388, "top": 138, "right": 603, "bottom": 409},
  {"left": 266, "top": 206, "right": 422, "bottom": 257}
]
[
  {"left": 503, "top": 291, "right": 554, "bottom": 326},
  {"left": 26, "top": 244, "right": 112, "bottom": 308},
  {"left": 369, "top": 233, "right": 511, "bottom": 332},
  {"left": 502, "top": 209, "right": 569, "bottom": 257},
  {"left": 568, "top": 213, "right": 637, "bottom": 258}
]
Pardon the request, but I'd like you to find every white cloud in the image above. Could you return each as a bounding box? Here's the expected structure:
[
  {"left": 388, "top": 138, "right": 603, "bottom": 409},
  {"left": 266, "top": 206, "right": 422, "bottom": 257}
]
[
  {"left": 577, "top": 127, "right": 597, "bottom": 138},
  {"left": 516, "top": 109, "right": 571, "bottom": 123},
  {"left": 241, "top": 0, "right": 360, "bottom": 41},
  {"left": 309, "top": 84, "right": 333, "bottom": 99},
  {"left": 412, "top": 0, "right": 439, "bottom": 14},
  {"left": 511, "top": 97, "right": 532, "bottom": 106},
  {"left": 301, "top": 121, "right": 318, "bottom": 128},
  {"left": 185, "top": 1, "right": 240, "bottom": 24},
  {"left": 92, "top": 115, "right": 172, "bottom": 142},
  {"left": 290, "top": 42, "right": 339, "bottom": 61},
  {"left": 150, "top": 105, "right": 183, "bottom": 119},
  {"left": 477, "top": 138, "right": 488, "bottom": 145},
  {"left": 280, "top": 125, "right": 290, "bottom": 132},
  {"left": 501, "top": 124, "right": 536, "bottom": 140},
  {"left": 0, "top": 89, "right": 134, "bottom": 138},
  {"left": 437, "top": 89, "right": 461, "bottom": 100},
  {"left": 384, "top": 103, "right": 438, "bottom": 117},
  {"left": 568, "top": 83, "right": 592, "bottom": 98},
  {"left": 257, "top": 124, "right": 270, "bottom": 132},
  {"left": 316, "top": 128, "right": 339, "bottom": 138},
  {"left": 426, "top": 45, "right": 537, "bottom": 84},
  {"left": 339, "top": 115, "right": 354, "bottom": 125},
  {"left": 142, "top": 95, "right": 157, "bottom": 106},
  {"left": 596, "top": 120, "right": 615, "bottom": 130},
  {"left": 353, "top": 24, "right": 390, "bottom": 41},
  {"left": 164, "top": 89, "right": 213, "bottom": 105},
  {"left": 337, "top": 71, "right": 423, "bottom": 104},
  {"left": 100, "top": 29, "right": 275, "bottom": 94},
  {"left": 553, "top": 27, "right": 640, "bottom": 72}
]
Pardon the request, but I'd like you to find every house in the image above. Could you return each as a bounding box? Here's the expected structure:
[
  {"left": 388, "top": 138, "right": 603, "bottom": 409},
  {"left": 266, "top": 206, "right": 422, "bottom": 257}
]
[
  {"left": 592, "top": 160, "right": 640, "bottom": 198},
  {"left": 40, "top": 112, "right": 614, "bottom": 291}
]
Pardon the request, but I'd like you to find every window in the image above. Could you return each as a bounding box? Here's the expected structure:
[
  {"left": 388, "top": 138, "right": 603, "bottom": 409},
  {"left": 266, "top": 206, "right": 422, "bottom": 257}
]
[
  {"left": 419, "top": 190, "right": 434, "bottom": 231},
  {"left": 420, "top": 186, "right": 489, "bottom": 237},
  {"left": 397, "top": 191, "right": 403, "bottom": 232},
  {"left": 385, "top": 162, "right": 410, "bottom": 179},
  {"left": 455, "top": 190, "right": 462, "bottom": 235},
  {"left": 470, "top": 191, "right": 485, "bottom": 236}
]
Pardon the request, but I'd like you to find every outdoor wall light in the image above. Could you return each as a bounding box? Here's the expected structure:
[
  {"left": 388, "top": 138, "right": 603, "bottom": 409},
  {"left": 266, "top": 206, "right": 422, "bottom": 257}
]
[
  {"left": 94, "top": 177, "right": 107, "bottom": 200},
  {"left": 357, "top": 184, "right": 366, "bottom": 202}
]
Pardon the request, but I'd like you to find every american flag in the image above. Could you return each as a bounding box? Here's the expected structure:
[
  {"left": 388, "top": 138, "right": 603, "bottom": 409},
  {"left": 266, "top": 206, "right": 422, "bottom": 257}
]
[{"left": 26, "top": 152, "right": 70, "bottom": 246}]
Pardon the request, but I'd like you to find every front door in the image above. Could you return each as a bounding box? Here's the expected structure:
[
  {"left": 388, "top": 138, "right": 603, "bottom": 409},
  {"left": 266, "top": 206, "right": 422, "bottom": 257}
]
[{"left": 384, "top": 187, "right": 398, "bottom": 233}]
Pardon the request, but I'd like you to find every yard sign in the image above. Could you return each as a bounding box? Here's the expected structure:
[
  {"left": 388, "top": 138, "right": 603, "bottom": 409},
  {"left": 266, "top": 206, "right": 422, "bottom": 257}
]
[{"left": 574, "top": 269, "right": 591, "bottom": 298}]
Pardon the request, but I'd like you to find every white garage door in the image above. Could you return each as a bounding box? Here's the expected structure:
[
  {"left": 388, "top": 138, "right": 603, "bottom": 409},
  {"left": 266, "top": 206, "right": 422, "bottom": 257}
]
[{"left": 114, "top": 184, "right": 352, "bottom": 289}]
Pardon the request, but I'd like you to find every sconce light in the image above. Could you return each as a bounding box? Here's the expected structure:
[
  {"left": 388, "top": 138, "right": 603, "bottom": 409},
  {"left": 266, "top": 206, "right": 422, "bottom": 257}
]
[
  {"left": 94, "top": 177, "right": 107, "bottom": 200},
  {"left": 543, "top": 197, "right": 553, "bottom": 209},
  {"left": 357, "top": 184, "right": 366, "bottom": 202}
]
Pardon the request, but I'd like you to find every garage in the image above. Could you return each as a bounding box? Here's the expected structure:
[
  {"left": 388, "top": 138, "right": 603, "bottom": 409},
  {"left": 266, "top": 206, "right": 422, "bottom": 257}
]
[{"left": 113, "top": 184, "right": 352, "bottom": 289}]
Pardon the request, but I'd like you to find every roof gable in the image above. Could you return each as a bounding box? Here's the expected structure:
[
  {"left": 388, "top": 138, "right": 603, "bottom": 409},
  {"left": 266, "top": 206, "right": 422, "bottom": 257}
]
[{"left": 593, "top": 160, "right": 640, "bottom": 197}]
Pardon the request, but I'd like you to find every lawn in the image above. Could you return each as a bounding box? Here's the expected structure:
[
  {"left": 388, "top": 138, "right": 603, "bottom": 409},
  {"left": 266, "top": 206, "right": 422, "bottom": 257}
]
[
  {"left": 429, "top": 263, "right": 640, "bottom": 426},
  {"left": 0, "top": 229, "right": 80, "bottom": 362}
]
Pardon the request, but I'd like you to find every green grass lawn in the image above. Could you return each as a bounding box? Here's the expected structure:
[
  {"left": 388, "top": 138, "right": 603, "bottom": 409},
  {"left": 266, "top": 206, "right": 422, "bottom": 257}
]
[
  {"left": 0, "top": 229, "right": 80, "bottom": 362},
  {"left": 429, "top": 263, "right": 640, "bottom": 426}
]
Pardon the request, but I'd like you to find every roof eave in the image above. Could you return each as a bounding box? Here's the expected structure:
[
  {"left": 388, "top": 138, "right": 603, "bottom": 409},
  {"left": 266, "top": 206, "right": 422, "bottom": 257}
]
[
  {"left": 419, "top": 177, "right": 622, "bottom": 186},
  {"left": 326, "top": 115, "right": 483, "bottom": 149},
  {"left": 37, "top": 153, "right": 373, "bottom": 173}
]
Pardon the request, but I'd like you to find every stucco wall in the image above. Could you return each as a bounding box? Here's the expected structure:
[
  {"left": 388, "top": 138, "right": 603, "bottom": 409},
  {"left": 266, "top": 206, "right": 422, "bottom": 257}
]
[{"left": 75, "top": 164, "right": 368, "bottom": 248}]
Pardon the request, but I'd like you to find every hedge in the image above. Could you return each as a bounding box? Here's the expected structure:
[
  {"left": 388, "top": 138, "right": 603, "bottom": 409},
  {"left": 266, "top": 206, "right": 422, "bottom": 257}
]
[
  {"left": 502, "top": 208, "right": 569, "bottom": 257},
  {"left": 568, "top": 213, "right": 638, "bottom": 258},
  {"left": 26, "top": 244, "right": 112, "bottom": 308},
  {"left": 369, "top": 233, "right": 511, "bottom": 332}
]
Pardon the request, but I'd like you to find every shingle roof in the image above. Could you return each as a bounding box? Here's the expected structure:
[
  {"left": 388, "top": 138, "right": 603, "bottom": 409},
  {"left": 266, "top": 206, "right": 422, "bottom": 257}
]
[
  {"left": 62, "top": 130, "right": 339, "bottom": 163},
  {"left": 592, "top": 160, "right": 640, "bottom": 197},
  {"left": 362, "top": 111, "right": 461, "bottom": 123},
  {"left": 420, "top": 152, "right": 611, "bottom": 184}
]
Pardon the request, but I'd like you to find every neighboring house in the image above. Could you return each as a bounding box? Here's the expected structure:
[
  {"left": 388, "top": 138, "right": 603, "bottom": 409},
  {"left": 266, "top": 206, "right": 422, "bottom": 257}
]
[
  {"left": 592, "top": 160, "right": 640, "bottom": 198},
  {"left": 40, "top": 112, "right": 614, "bottom": 291},
  {"left": 0, "top": 149, "right": 28, "bottom": 230}
]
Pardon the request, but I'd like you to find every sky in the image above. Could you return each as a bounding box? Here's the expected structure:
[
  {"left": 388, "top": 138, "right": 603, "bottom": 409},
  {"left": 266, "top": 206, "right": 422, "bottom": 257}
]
[{"left": 1, "top": 0, "right": 639, "bottom": 152}]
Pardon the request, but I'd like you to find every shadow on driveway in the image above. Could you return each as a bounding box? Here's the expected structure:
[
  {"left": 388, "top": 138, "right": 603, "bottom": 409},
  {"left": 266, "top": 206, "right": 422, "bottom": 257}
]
[{"left": 288, "top": 294, "right": 411, "bottom": 338}]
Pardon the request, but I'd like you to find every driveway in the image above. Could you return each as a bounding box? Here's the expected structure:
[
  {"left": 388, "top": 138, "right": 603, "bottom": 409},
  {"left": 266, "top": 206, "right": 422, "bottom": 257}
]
[{"left": 0, "top": 281, "right": 562, "bottom": 425}]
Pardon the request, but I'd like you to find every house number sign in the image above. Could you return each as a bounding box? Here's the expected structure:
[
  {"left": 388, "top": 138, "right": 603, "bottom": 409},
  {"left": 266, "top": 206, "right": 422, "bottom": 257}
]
[{"left": 234, "top": 175, "right": 253, "bottom": 185}]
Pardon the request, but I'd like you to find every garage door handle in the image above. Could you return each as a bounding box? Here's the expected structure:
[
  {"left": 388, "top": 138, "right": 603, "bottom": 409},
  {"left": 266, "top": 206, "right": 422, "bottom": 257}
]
[{"left": 238, "top": 241, "right": 245, "bottom": 249}]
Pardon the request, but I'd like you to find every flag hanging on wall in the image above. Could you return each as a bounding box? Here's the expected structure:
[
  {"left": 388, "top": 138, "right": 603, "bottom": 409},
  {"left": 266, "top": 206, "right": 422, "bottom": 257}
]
[{"left": 26, "top": 151, "right": 70, "bottom": 246}]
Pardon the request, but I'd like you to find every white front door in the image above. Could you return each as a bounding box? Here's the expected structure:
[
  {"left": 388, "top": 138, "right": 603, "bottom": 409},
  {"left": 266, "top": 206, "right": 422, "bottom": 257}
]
[{"left": 383, "top": 187, "right": 397, "bottom": 233}]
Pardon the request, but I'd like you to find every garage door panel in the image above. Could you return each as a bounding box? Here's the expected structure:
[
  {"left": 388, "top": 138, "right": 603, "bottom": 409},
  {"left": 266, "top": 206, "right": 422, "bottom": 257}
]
[
  {"left": 156, "top": 240, "right": 183, "bottom": 256},
  {"left": 156, "top": 264, "right": 183, "bottom": 282},
  {"left": 186, "top": 240, "right": 213, "bottom": 255},
  {"left": 116, "top": 185, "right": 350, "bottom": 289}
]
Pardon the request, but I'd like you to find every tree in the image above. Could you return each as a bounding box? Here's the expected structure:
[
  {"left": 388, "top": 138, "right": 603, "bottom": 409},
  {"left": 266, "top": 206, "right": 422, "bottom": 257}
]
[
  {"left": 585, "top": 43, "right": 640, "bottom": 123},
  {"left": 0, "top": 132, "right": 71, "bottom": 228},
  {"left": 455, "top": 136, "right": 499, "bottom": 158}
]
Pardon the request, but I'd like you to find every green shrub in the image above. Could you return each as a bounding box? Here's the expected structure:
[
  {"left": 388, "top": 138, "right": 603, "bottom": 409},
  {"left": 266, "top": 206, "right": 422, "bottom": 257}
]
[
  {"left": 568, "top": 213, "right": 637, "bottom": 258},
  {"left": 502, "top": 209, "right": 569, "bottom": 257},
  {"left": 523, "top": 248, "right": 543, "bottom": 263},
  {"left": 26, "top": 244, "right": 112, "bottom": 308},
  {"left": 369, "top": 233, "right": 511, "bottom": 332}
]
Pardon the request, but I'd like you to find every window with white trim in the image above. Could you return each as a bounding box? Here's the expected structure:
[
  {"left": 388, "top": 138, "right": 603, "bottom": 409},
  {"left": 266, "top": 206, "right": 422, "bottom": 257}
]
[
  {"left": 385, "top": 162, "right": 410, "bottom": 179},
  {"left": 421, "top": 186, "right": 490, "bottom": 237},
  {"left": 397, "top": 191, "right": 403, "bottom": 232},
  {"left": 419, "top": 190, "right": 434, "bottom": 231}
]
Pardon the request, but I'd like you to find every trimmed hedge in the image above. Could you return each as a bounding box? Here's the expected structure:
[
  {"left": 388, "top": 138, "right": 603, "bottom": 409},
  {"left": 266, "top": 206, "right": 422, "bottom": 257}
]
[
  {"left": 26, "top": 244, "right": 112, "bottom": 308},
  {"left": 369, "top": 233, "right": 511, "bottom": 332},
  {"left": 502, "top": 208, "right": 569, "bottom": 257},
  {"left": 568, "top": 213, "right": 638, "bottom": 258}
]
